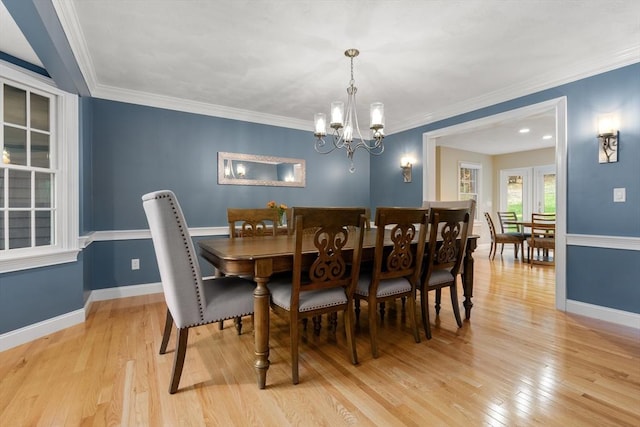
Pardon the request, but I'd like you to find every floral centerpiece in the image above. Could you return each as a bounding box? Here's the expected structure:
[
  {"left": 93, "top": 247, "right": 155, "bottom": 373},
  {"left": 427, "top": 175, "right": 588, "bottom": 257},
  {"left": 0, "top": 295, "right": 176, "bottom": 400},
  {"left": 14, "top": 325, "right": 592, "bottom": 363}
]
[{"left": 266, "top": 200, "right": 287, "bottom": 226}]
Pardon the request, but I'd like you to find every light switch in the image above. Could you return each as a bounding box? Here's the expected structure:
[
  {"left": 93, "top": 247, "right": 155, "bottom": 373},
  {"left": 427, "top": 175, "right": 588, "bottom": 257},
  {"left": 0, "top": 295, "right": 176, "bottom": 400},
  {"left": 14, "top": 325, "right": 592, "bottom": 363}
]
[{"left": 613, "top": 188, "right": 626, "bottom": 202}]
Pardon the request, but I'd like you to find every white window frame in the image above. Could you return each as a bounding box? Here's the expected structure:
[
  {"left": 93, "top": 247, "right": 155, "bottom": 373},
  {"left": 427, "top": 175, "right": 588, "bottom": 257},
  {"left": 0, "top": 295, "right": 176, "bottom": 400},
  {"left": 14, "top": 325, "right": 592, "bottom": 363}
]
[
  {"left": 499, "top": 167, "right": 532, "bottom": 221},
  {"left": 457, "top": 161, "right": 481, "bottom": 220},
  {"left": 0, "top": 60, "right": 79, "bottom": 273}
]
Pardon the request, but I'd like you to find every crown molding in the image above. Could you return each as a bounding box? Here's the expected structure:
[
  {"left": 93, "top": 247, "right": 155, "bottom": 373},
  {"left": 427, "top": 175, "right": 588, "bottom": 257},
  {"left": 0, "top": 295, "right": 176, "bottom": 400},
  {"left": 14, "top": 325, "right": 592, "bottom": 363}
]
[
  {"left": 388, "top": 48, "right": 640, "bottom": 134},
  {"left": 91, "top": 84, "right": 312, "bottom": 131},
  {"left": 52, "top": 0, "right": 639, "bottom": 135}
]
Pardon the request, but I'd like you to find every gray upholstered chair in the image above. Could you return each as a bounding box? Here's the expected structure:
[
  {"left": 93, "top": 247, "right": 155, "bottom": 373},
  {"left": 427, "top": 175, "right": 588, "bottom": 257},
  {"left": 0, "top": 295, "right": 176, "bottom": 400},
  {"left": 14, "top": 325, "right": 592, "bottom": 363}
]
[
  {"left": 142, "top": 190, "right": 255, "bottom": 394},
  {"left": 419, "top": 207, "right": 471, "bottom": 339},
  {"left": 268, "top": 207, "right": 366, "bottom": 384},
  {"left": 354, "top": 207, "right": 428, "bottom": 358}
]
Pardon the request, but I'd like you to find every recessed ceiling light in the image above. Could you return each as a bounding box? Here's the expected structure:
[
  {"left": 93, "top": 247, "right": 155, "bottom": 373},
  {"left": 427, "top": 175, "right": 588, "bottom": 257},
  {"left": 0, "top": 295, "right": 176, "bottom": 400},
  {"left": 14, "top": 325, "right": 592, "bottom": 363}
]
[
  {"left": 542, "top": 135, "right": 553, "bottom": 140},
  {"left": 519, "top": 128, "right": 530, "bottom": 133}
]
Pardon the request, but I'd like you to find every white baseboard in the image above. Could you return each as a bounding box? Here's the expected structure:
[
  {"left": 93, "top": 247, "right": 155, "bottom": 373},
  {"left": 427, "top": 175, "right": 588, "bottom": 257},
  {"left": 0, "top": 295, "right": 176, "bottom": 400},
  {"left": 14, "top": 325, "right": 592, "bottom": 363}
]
[
  {"left": 88, "top": 282, "right": 163, "bottom": 303},
  {"left": 566, "top": 299, "right": 640, "bottom": 330},
  {"left": 0, "top": 309, "right": 85, "bottom": 352},
  {"left": 1, "top": 282, "right": 163, "bottom": 353}
]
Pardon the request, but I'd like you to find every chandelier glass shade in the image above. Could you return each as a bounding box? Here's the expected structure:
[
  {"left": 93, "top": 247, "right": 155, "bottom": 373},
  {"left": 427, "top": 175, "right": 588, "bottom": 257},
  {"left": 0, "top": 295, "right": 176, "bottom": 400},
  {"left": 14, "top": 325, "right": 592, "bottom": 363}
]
[{"left": 313, "top": 49, "right": 385, "bottom": 173}]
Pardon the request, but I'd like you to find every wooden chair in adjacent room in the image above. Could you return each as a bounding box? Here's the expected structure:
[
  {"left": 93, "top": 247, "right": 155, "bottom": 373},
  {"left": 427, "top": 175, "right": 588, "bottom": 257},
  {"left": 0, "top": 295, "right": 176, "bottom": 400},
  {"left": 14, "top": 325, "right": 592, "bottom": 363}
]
[
  {"left": 484, "top": 212, "right": 525, "bottom": 260},
  {"left": 354, "top": 207, "right": 428, "bottom": 358},
  {"left": 267, "top": 207, "right": 366, "bottom": 384},
  {"left": 528, "top": 212, "right": 556, "bottom": 267},
  {"left": 419, "top": 207, "right": 471, "bottom": 339},
  {"left": 497, "top": 211, "right": 529, "bottom": 259},
  {"left": 142, "top": 190, "right": 255, "bottom": 393}
]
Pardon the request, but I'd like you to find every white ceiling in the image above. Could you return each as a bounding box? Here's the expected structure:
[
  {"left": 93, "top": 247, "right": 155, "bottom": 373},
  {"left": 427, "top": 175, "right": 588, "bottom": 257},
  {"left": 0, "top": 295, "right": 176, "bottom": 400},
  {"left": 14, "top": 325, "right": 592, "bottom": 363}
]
[{"left": 2, "top": 0, "right": 639, "bottom": 154}]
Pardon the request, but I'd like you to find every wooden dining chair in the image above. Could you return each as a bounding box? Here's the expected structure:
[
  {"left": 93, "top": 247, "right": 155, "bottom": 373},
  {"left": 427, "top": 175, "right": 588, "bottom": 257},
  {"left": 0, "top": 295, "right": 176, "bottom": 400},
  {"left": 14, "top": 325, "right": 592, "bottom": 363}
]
[
  {"left": 268, "top": 207, "right": 366, "bottom": 384},
  {"left": 354, "top": 207, "right": 428, "bottom": 358},
  {"left": 419, "top": 207, "right": 470, "bottom": 339},
  {"left": 227, "top": 207, "right": 279, "bottom": 239},
  {"left": 142, "top": 190, "right": 255, "bottom": 393},
  {"left": 286, "top": 206, "right": 371, "bottom": 235},
  {"left": 223, "top": 207, "right": 280, "bottom": 333},
  {"left": 497, "top": 211, "right": 530, "bottom": 256},
  {"left": 484, "top": 212, "right": 525, "bottom": 260},
  {"left": 286, "top": 206, "right": 371, "bottom": 334},
  {"left": 528, "top": 212, "right": 556, "bottom": 267}
]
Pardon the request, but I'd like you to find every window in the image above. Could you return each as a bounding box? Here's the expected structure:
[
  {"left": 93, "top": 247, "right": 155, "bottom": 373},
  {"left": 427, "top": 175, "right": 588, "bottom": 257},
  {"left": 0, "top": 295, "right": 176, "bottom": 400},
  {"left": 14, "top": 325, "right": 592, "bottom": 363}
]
[
  {"left": 458, "top": 162, "right": 481, "bottom": 219},
  {"left": 0, "top": 62, "right": 79, "bottom": 273}
]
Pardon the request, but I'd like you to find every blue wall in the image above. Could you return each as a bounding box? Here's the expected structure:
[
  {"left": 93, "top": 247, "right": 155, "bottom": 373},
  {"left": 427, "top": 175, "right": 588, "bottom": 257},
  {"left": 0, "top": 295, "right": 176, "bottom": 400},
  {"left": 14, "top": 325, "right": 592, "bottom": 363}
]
[
  {"left": 89, "top": 99, "right": 370, "bottom": 231},
  {"left": 0, "top": 257, "right": 84, "bottom": 333}
]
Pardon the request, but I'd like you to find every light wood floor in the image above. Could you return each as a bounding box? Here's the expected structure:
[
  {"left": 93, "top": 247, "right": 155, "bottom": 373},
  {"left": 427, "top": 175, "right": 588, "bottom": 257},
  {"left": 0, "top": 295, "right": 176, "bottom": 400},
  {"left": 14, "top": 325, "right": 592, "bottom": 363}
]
[{"left": 1, "top": 246, "right": 639, "bottom": 426}]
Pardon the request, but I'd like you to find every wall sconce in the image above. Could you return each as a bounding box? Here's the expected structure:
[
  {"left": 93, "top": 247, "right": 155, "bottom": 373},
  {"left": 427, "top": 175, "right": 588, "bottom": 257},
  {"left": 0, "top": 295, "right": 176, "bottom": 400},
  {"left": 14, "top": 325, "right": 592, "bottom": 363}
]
[
  {"left": 598, "top": 115, "right": 619, "bottom": 163},
  {"left": 236, "top": 163, "right": 246, "bottom": 178},
  {"left": 400, "top": 156, "right": 414, "bottom": 183}
]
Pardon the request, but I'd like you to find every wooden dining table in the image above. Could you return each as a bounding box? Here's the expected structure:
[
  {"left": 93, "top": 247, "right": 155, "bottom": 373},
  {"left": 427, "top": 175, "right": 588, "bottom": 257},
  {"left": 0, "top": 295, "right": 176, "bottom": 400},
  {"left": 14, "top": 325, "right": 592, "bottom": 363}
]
[{"left": 198, "top": 229, "right": 478, "bottom": 389}]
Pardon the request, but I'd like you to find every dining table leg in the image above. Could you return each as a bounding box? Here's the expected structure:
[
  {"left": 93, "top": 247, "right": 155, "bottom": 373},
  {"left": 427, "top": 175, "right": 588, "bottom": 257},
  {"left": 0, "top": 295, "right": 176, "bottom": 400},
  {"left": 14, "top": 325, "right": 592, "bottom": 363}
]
[
  {"left": 253, "top": 259, "right": 273, "bottom": 389},
  {"left": 461, "top": 237, "right": 478, "bottom": 320}
]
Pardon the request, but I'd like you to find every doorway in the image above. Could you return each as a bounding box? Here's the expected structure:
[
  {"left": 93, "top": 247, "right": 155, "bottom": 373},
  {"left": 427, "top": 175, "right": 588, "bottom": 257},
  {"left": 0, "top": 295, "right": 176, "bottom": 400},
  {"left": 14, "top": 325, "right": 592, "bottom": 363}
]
[{"left": 422, "top": 97, "right": 567, "bottom": 311}]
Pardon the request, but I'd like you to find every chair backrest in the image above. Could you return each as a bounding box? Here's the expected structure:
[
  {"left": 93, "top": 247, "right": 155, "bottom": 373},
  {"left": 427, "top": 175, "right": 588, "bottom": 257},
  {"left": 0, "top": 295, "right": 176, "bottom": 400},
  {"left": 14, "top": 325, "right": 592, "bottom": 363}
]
[
  {"left": 531, "top": 212, "right": 556, "bottom": 239},
  {"left": 484, "top": 212, "right": 497, "bottom": 239},
  {"left": 227, "top": 208, "right": 279, "bottom": 239},
  {"left": 371, "top": 207, "right": 429, "bottom": 292},
  {"left": 422, "top": 199, "right": 476, "bottom": 233},
  {"left": 424, "top": 208, "right": 471, "bottom": 280},
  {"left": 497, "top": 211, "right": 520, "bottom": 233},
  {"left": 290, "top": 207, "right": 366, "bottom": 306},
  {"left": 142, "top": 190, "right": 206, "bottom": 328},
  {"left": 287, "top": 206, "right": 370, "bottom": 235}
]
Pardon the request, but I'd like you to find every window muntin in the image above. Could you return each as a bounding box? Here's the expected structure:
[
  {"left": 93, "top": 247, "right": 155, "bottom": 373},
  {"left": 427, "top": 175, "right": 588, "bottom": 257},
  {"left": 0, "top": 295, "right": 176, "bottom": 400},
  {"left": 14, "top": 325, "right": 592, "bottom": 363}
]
[
  {"left": 0, "top": 62, "right": 78, "bottom": 272},
  {"left": 1, "top": 82, "right": 54, "bottom": 252},
  {"left": 458, "top": 162, "right": 481, "bottom": 219}
]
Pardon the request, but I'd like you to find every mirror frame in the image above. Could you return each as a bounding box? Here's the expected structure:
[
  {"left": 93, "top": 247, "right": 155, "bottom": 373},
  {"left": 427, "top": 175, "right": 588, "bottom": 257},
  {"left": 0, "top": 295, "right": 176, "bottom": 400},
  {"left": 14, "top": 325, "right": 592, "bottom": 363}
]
[{"left": 217, "top": 151, "right": 306, "bottom": 187}]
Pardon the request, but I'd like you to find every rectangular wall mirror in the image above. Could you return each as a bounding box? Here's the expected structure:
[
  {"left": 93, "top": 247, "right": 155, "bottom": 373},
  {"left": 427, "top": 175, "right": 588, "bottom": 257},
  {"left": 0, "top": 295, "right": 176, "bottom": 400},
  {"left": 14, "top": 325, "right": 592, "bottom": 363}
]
[{"left": 218, "top": 152, "right": 306, "bottom": 187}]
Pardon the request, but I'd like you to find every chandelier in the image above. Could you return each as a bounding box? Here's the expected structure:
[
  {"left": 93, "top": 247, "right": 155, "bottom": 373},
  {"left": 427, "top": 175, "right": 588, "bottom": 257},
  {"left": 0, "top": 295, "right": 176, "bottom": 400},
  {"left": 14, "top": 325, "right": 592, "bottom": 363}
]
[{"left": 313, "top": 49, "right": 385, "bottom": 173}]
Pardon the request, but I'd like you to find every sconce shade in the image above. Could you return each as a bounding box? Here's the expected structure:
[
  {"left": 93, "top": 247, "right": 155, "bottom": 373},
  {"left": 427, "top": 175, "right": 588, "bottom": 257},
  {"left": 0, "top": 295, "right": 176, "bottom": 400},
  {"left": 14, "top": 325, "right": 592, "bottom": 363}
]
[
  {"left": 400, "top": 157, "right": 414, "bottom": 183},
  {"left": 598, "top": 116, "right": 618, "bottom": 136},
  {"left": 597, "top": 114, "right": 619, "bottom": 163}
]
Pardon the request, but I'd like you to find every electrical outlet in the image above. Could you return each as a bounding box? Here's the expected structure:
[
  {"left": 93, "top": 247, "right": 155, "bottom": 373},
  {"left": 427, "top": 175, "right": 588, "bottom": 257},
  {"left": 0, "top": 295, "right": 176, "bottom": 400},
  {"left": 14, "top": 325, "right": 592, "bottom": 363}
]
[
  {"left": 613, "top": 188, "right": 626, "bottom": 203},
  {"left": 131, "top": 258, "right": 140, "bottom": 270}
]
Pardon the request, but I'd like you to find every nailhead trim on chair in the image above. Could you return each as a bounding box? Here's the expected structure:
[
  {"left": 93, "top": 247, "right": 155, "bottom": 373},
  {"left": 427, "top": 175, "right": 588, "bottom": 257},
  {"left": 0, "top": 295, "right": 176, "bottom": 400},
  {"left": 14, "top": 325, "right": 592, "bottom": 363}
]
[{"left": 158, "top": 192, "right": 205, "bottom": 323}]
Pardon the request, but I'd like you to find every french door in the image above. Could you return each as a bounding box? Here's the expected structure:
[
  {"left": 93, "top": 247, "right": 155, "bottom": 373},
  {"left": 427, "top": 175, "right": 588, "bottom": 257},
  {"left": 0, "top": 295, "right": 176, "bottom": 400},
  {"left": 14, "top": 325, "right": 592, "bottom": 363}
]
[{"left": 500, "top": 165, "right": 555, "bottom": 220}]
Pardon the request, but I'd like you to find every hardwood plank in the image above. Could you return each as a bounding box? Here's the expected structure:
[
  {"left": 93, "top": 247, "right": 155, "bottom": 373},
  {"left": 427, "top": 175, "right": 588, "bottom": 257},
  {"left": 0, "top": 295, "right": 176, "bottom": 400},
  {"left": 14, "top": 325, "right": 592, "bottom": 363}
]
[{"left": 1, "top": 248, "right": 638, "bottom": 426}]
